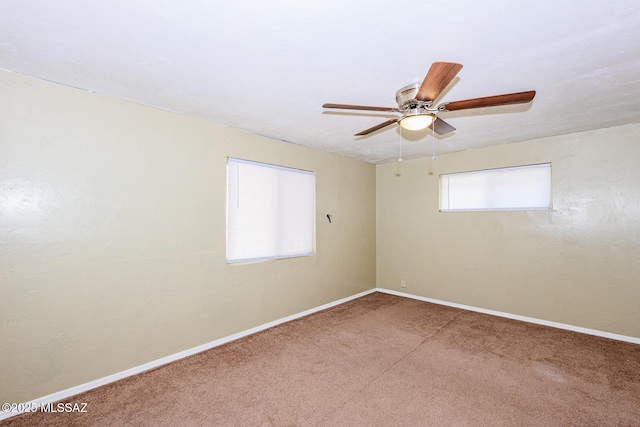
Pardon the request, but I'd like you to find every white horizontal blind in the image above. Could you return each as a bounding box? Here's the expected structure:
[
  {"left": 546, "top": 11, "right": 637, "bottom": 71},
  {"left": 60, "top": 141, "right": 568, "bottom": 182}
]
[
  {"left": 226, "top": 158, "right": 315, "bottom": 263},
  {"left": 440, "top": 163, "right": 551, "bottom": 211}
]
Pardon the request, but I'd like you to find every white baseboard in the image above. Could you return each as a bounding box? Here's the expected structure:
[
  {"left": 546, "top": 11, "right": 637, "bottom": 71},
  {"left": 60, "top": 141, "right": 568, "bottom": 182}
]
[
  {"left": 4, "top": 287, "right": 638, "bottom": 421},
  {"left": 376, "top": 287, "right": 640, "bottom": 345},
  {"left": 0, "top": 289, "right": 376, "bottom": 421}
]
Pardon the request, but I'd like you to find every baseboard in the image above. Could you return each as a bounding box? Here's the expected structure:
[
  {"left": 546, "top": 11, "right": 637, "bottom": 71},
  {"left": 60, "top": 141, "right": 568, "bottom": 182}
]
[
  {"left": 376, "top": 288, "right": 640, "bottom": 345},
  {"left": 0, "top": 288, "right": 377, "bottom": 421}
]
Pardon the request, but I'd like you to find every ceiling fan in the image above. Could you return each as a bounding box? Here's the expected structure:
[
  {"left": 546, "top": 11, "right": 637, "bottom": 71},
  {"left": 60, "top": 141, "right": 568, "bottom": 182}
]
[{"left": 322, "top": 62, "right": 536, "bottom": 136}]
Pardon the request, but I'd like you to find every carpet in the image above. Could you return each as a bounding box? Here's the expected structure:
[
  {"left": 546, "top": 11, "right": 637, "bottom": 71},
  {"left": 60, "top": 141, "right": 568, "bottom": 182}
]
[{"left": 3, "top": 292, "right": 639, "bottom": 426}]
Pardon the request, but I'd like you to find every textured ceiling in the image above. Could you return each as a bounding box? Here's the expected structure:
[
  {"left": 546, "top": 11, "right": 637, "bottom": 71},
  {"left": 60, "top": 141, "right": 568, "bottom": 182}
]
[{"left": 2, "top": 0, "right": 640, "bottom": 164}]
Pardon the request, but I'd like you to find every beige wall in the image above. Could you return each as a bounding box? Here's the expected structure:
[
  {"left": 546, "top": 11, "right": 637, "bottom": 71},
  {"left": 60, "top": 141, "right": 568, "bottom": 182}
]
[
  {"left": 0, "top": 70, "right": 376, "bottom": 403},
  {"left": 377, "top": 123, "right": 640, "bottom": 339}
]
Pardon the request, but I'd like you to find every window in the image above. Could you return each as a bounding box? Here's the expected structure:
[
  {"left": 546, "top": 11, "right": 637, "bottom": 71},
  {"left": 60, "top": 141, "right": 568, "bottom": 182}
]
[
  {"left": 440, "top": 163, "right": 551, "bottom": 212},
  {"left": 226, "top": 158, "right": 315, "bottom": 263}
]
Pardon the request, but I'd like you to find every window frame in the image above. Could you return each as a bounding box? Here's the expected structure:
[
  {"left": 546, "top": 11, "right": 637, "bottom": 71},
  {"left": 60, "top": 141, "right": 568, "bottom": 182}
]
[
  {"left": 226, "top": 157, "right": 315, "bottom": 264},
  {"left": 439, "top": 163, "right": 552, "bottom": 212}
]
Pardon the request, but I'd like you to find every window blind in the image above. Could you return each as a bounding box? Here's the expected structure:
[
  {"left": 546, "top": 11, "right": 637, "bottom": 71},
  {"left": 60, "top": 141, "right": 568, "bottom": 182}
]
[
  {"left": 226, "top": 158, "right": 315, "bottom": 263},
  {"left": 440, "top": 163, "right": 551, "bottom": 212}
]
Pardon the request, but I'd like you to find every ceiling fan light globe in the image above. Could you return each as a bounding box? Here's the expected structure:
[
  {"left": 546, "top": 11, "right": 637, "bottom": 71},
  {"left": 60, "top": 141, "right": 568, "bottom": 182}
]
[{"left": 399, "top": 114, "right": 434, "bottom": 131}]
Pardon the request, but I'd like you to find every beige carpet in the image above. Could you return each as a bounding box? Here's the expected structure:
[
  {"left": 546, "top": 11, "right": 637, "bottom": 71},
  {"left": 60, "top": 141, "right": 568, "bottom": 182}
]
[{"left": 3, "top": 292, "right": 640, "bottom": 426}]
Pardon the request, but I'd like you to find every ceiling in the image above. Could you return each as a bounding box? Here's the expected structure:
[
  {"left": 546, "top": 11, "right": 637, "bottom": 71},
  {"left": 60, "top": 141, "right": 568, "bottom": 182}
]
[{"left": 2, "top": 0, "right": 639, "bottom": 164}]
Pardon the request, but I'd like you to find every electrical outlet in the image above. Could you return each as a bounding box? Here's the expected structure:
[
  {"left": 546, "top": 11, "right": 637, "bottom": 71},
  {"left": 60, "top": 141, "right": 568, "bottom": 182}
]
[{"left": 401, "top": 280, "right": 406, "bottom": 288}]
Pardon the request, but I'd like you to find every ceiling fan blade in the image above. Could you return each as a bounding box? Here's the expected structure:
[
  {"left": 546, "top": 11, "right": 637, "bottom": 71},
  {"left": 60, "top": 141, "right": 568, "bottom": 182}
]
[
  {"left": 416, "top": 62, "right": 463, "bottom": 102},
  {"left": 323, "top": 103, "right": 399, "bottom": 112},
  {"left": 439, "top": 90, "right": 536, "bottom": 112},
  {"left": 355, "top": 118, "right": 398, "bottom": 136},
  {"left": 429, "top": 117, "right": 456, "bottom": 135}
]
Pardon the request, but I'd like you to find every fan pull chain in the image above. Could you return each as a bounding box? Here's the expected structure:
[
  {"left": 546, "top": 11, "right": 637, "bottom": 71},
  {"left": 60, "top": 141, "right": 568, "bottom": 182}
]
[
  {"left": 398, "top": 126, "right": 403, "bottom": 162},
  {"left": 431, "top": 120, "right": 436, "bottom": 160}
]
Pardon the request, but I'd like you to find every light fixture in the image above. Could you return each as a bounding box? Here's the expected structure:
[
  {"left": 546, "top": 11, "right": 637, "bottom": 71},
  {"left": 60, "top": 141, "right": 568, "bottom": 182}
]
[{"left": 399, "top": 113, "right": 434, "bottom": 131}]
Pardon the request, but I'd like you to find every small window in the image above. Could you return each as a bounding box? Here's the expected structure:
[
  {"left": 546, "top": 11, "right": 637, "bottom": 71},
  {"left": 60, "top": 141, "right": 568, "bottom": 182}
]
[
  {"left": 226, "top": 158, "right": 315, "bottom": 263},
  {"left": 440, "top": 163, "right": 551, "bottom": 212}
]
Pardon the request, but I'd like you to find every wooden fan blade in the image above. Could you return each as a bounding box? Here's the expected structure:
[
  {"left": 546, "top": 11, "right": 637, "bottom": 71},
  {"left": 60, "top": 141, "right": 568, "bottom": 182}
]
[
  {"left": 323, "top": 103, "right": 399, "bottom": 112},
  {"left": 416, "top": 62, "right": 463, "bottom": 102},
  {"left": 355, "top": 118, "right": 398, "bottom": 136},
  {"left": 440, "top": 90, "right": 536, "bottom": 112},
  {"left": 429, "top": 117, "right": 456, "bottom": 135}
]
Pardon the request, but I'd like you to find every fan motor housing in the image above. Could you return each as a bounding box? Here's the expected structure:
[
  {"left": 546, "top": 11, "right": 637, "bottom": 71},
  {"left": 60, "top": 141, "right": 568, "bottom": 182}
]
[{"left": 395, "top": 83, "right": 432, "bottom": 112}]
